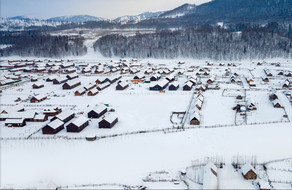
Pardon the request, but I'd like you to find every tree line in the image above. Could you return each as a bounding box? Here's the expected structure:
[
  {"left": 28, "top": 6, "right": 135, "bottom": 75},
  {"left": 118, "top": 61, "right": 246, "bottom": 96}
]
[{"left": 94, "top": 24, "right": 292, "bottom": 60}]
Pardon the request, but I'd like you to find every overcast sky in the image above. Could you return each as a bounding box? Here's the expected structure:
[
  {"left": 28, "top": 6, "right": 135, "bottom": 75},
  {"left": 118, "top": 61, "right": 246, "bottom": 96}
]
[{"left": 1, "top": 0, "right": 211, "bottom": 19}]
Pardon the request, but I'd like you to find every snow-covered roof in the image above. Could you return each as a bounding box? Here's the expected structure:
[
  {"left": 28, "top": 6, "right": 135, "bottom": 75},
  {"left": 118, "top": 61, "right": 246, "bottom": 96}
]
[
  {"left": 241, "top": 163, "right": 256, "bottom": 175},
  {"left": 170, "top": 81, "right": 179, "bottom": 87},
  {"left": 185, "top": 81, "right": 193, "bottom": 87},
  {"left": 88, "top": 88, "right": 99, "bottom": 94},
  {"left": 65, "top": 79, "right": 80, "bottom": 87},
  {"left": 190, "top": 111, "right": 200, "bottom": 121},
  {"left": 93, "top": 104, "right": 107, "bottom": 114},
  {"left": 55, "top": 110, "right": 74, "bottom": 121},
  {"left": 75, "top": 87, "right": 86, "bottom": 94},
  {"left": 104, "top": 114, "right": 118, "bottom": 123},
  {"left": 150, "top": 79, "right": 169, "bottom": 88},
  {"left": 34, "top": 114, "right": 46, "bottom": 120},
  {"left": 70, "top": 116, "right": 88, "bottom": 127},
  {"left": 118, "top": 81, "right": 129, "bottom": 88},
  {"left": 5, "top": 118, "right": 25, "bottom": 124},
  {"left": 32, "top": 94, "right": 47, "bottom": 100},
  {"left": 47, "top": 119, "right": 64, "bottom": 129}
]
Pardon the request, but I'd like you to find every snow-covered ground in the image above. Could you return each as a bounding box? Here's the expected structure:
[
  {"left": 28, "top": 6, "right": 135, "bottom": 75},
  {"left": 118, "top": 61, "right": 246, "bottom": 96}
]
[{"left": 0, "top": 58, "right": 292, "bottom": 189}]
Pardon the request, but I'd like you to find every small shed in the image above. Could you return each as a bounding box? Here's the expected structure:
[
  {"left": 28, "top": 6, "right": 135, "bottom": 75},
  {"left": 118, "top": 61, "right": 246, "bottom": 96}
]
[
  {"left": 99, "top": 114, "right": 118, "bottom": 128},
  {"left": 190, "top": 111, "right": 200, "bottom": 125},
  {"left": 241, "top": 163, "right": 257, "bottom": 180}
]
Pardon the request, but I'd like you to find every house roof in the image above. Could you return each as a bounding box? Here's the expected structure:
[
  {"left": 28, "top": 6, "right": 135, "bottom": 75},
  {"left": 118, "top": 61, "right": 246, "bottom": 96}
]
[
  {"left": 103, "top": 114, "right": 118, "bottom": 123},
  {"left": 55, "top": 110, "right": 74, "bottom": 121},
  {"left": 92, "top": 104, "right": 107, "bottom": 114},
  {"left": 170, "top": 81, "right": 179, "bottom": 87},
  {"left": 47, "top": 118, "right": 64, "bottom": 129},
  {"left": 5, "top": 118, "right": 25, "bottom": 124},
  {"left": 32, "top": 94, "right": 47, "bottom": 100},
  {"left": 241, "top": 163, "right": 256, "bottom": 175},
  {"left": 70, "top": 116, "right": 88, "bottom": 127},
  {"left": 65, "top": 79, "right": 80, "bottom": 87}
]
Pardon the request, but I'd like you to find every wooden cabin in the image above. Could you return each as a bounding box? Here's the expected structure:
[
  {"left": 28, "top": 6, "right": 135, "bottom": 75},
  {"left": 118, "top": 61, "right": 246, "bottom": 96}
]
[
  {"left": 150, "top": 74, "right": 161, "bottom": 81},
  {"left": 32, "top": 83, "right": 44, "bottom": 89},
  {"left": 241, "top": 163, "right": 257, "bottom": 180},
  {"left": 149, "top": 79, "right": 169, "bottom": 91},
  {"left": 74, "top": 87, "right": 86, "bottom": 96},
  {"left": 66, "top": 116, "right": 89, "bottom": 132},
  {"left": 66, "top": 73, "right": 79, "bottom": 80},
  {"left": 116, "top": 82, "right": 129, "bottom": 90},
  {"left": 42, "top": 118, "right": 64, "bottom": 134},
  {"left": 99, "top": 114, "right": 118, "bottom": 128},
  {"left": 183, "top": 81, "right": 193, "bottom": 91},
  {"left": 62, "top": 79, "right": 81, "bottom": 89},
  {"left": 30, "top": 95, "right": 47, "bottom": 103},
  {"left": 272, "top": 100, "right": 282, "bottom": 108},
  {"left": 51, "top": 110, "right": 75, "bottom": 123},
  {"left": 33, "top": 114, "right": 48, "bottom": 122},
  {"left": 88, "top": 105, "right": 108, "bottom": 118},
  {"left": 53, "top": 77, "right": 68, "bottom": 84},
  {"left": 84, "top": 83, "right": 96, "bottom": 91},
  {"left": 190, "top": 111, "right": 200, "bottom": 125},
  {"left": 87, "top": 88, "right": 99, "bottom": 96},
  {"left": 43, "top": 107, "right": 62, "bottom": 116},
  {"left": 169, "top": 82, "right": 179, "bottom": 91}
]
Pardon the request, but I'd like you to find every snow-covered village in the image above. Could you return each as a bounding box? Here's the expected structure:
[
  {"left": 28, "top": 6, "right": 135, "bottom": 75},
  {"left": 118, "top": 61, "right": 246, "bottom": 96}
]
[{"left": 1, "top": 0, "right": 292, "bottom": 189}]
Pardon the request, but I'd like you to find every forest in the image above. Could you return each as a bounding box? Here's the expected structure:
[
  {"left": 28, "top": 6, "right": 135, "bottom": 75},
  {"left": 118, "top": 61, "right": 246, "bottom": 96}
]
[
  {"left": 94, "top": 23, "right": 292, "bottom": 60},
  {"left": 0, "top": 31, "right": 87, "bottom": 58}
]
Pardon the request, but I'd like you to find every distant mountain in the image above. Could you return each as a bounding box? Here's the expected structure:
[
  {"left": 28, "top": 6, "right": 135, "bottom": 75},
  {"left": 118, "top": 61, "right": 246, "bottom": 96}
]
[
  {"left": 48, "top": 15, "right": 108, "bottom": 23},
  {"left": 159, "top": 3, "right": 196, "bottom": 18},
  {"left": 113, "top": 11, "right": 164, "bottom": 24},
  {"left": 7, "top": 16, "right": 31, "bottom": 20}
]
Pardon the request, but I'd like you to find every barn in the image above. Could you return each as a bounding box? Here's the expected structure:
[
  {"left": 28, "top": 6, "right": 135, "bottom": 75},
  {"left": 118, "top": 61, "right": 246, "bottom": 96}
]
[
  {"left": 190, "top": 111, "right": 200, "bottom": 125},
  {"left": 169, "top": 82, "right": 179, "bottom": 91},
  {"left": 88, "top": 105, "right": 108, "bottom": 118},
  {"left": 74, "top": 87, "right": 86, "bottom": 96},
  {"left": 149, "top": 79, "right": 169, "bottom": 91},
  {"left": 99, "top": 114, "right": 118, "bottom": 128},
  {"left": 183, "top": 81, "right": 193, "bottom": 91},
  {"left": 53, "top": 76, "right": 68, "bottom": 84},
  {"left": 5, "top": 118, "right": 26, "bottom": 127},
  {"left": 241, "top": 163, "right": 257, "bottom": 180},
  {"left": 30, "top": 95, "right": 47, "bottom": 103},
  {"left": 116, "top": 82, "right": 129, "bottom": 90},
  {"left": 62, "top": 79, "right": 81, "bottom": 89},
  {"left": 51, "top": 110, "right": 75, "bottom": 123},
  {"left": 42, "top": 118, "right": 64, "bottom": 134},
  {"left": 66, "top": 116, "right": 89, "bottom": 132},
  {"left": 87, "top": 88, "right": 99, "bottom": 96},
  {"left": 32, "top": 83, "right": 44, "bottom": 89}
]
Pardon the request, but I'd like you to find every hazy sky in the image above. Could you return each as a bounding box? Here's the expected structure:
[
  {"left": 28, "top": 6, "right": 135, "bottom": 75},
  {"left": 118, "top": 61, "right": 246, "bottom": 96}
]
[{"left": 1, "top": 0, "right": 211, "bottom": 19}]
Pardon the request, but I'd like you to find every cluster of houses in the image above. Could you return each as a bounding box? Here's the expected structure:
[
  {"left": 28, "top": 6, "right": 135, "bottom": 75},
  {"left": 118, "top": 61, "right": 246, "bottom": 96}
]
[
  {"left": 42, "top": 104, "right": 119, "bottom": 134},
  {"left": 189, "top": 93, "right": 204, "bottom": 125}
]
